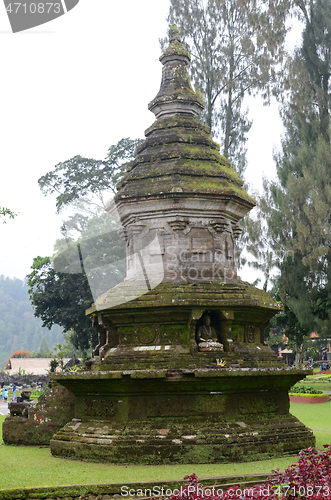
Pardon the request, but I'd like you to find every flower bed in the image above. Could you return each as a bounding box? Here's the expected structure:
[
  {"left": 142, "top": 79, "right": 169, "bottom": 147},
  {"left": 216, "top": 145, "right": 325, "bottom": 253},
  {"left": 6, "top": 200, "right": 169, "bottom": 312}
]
[
  {"left": 289, "top": 384, "right": 330, "bottom": 403},
  {"left": 289, "top": 393, "right": 330, "bottom": 403}
]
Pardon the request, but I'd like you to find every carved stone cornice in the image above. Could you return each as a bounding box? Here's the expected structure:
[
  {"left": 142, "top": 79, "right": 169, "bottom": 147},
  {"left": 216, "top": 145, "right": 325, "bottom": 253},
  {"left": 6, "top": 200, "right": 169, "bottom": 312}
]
[
  {"left": 167, "top": 218, "right": 189, "bottom": 231},
  {"left": 210, "top": 219, "right": 229, "bottom": 233},
  {"left": 127, "top": 223, "right": 146, "bottom": 235},
  {"left": 118, "top": 228, "right": 128, "bottom": 242},
  {"left": 232, "top": 225, "right": 243, "bottom": 239}
]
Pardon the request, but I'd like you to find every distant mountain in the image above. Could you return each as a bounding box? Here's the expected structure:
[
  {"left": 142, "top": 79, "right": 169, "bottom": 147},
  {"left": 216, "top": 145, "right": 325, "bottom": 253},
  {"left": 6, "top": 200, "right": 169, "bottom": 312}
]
[{"left": 0, "top": 275, "right": 64, "bottom": 368}]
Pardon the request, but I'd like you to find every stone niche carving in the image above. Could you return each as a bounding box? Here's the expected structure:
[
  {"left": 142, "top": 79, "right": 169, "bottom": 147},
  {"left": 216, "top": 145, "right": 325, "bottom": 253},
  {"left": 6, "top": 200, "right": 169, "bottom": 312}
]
[{"left": 195, "top": 311, "right": 227, "bottom": 351}]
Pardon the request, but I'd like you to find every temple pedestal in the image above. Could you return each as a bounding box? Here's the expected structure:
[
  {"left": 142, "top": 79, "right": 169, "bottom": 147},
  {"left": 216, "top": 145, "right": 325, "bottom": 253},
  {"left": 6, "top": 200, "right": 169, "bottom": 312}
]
[{"left": 51, "top": 367, "right": 314, "bottom": 464}]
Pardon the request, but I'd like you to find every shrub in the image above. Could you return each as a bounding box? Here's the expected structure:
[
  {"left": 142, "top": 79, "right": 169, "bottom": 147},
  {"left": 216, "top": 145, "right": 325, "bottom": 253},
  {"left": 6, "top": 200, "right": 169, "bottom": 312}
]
[
  {"left": 158, "top": 446, "right": 331, "bottom": 499},
  {"left": 11, "top": 350, "right": 30, "bottom": 358},
  {"left": 2, "top": 382, "right": 75, "bottom": 445},
  {"left": 290, "top": 385, "right": 323, "bottom": 394}
]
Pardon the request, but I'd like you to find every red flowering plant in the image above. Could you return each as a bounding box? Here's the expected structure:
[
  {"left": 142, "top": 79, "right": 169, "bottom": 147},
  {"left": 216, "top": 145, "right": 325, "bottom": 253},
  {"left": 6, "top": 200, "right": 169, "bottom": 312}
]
[
  {"left": 266, "top": 445, "right": 331, "bottom": 499},
  {"left": 156, "top": 446, "right": 331, "bottom": 500},
  {"left": 151, "top": 472, "right": 277, "bottom": 500},
  {"left": 11, "top": 350, "right": 30, "bottom": 358}
]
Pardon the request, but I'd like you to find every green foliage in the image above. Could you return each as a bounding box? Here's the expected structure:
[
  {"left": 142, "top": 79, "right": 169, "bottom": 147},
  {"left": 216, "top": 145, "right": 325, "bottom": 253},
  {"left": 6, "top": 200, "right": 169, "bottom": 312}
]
[
  {"left": 27, "top": 256, "right": 97, "bottom": 353},
  {"left": 164, "top": 0, "right": 288, "bottom": 175},
  {"left": 0, "top": 207, "right": 17, "bottom": 222},
  {"left": 16, "top": 367, "right": 27, "bottom": 376},
  {"left": 49, "top": 342, "right": 81, "bottom": 372},
  {"left": 27, "top": 214, "right": 127, "bottom": 353},
  {"left": 57, "top": 211, "right": 126, "bottom": 299},
  {"left": 49, "top": 358, "right": 59, "bottom": 373},
  {"left": 55, "top": 331, "right": 80, "bottom": 358},
  {"left": 66, "top": 364, "right": 80, "bottom": 373},
  {"left": 38, "top": 336, "right": 51, "bottom": 357},
  {"left": 266, "top": 329, "right": 285, "bottom": 348},
  {"left": 49, "top": 343, "right": 68, "bottom": 372},
  {"left": 0, "top": 275, "right": 63, "bottom": 368},
  {"left": 252, "top": 0, "right": 331, "bottom": 343},
  {"left": 264, "top": 291, "right": 305, "bottom": 354},
  {"left": 38, "top": 137, "right": 143, "bottom": 213},
  {"left": 290, "top": 385, "right": 323, "bottom": 394},
  {"left": 28, "top": 138, "right": 138, "bottom": 353},
  {"left": 30, "top": 386, "right": 49, "bottom": 399},
  {"left": 298, "top": 377, "right": 331, "bottom": 391},
  {"left": 267, "top": 296, "right": 324, "bottom": 361},
  {"left": 281, "top": 304, "right": 306, "bottom": 349}
]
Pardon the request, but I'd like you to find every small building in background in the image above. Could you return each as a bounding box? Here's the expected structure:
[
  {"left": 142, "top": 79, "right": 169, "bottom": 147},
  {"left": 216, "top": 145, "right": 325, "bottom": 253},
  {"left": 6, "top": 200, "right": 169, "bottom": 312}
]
[
  {"left": 5, "top": 358, "right": 71, "bottom": 376},
  {"left": 279, "top": 348, "right": 294, "bottom": 366}
]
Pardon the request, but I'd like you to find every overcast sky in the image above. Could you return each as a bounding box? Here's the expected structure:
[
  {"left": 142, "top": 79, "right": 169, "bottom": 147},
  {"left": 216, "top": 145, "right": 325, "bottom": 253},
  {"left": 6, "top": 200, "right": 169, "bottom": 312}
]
[{"left": 0, "top": 0, "right": 290, "bottom": 284}]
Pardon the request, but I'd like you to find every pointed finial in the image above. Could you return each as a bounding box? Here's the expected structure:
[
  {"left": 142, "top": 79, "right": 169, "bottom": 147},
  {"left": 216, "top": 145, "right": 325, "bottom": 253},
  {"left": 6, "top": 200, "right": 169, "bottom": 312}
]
[
  {"left": 169, "top": 25, "right": 181, "bottom": 44},
  {"left": 148, "top": 24, "right": 204, "bottom": 118}
]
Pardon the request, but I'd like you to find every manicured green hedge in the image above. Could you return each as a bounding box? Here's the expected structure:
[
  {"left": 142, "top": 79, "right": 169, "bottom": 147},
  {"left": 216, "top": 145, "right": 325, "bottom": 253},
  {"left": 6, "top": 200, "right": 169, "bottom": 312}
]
[{"left": 289, "top": 385, "right": 323, "bottom": 394}]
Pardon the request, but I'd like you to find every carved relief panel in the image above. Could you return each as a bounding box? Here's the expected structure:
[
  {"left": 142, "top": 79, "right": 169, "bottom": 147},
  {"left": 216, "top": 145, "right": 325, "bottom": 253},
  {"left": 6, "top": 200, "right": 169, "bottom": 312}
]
[
  {"left": 245, "top": 325, "right": 256, "bottom": 343},
  {"left": 84, "top": 399, "right": 116, "bottom": 419}
]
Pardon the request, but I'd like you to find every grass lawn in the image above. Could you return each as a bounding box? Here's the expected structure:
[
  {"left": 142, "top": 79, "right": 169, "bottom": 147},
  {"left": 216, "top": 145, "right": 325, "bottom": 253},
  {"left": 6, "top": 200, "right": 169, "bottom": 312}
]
[
  {"left": 1, "top": 401, "right": 331, "bottom": 490},
  {"left": 290, "top": 400, "right": 331, "bottom": 432},
  {"left": 296, "top": 382, "right": 331, "bottom": 392},
  {"left": 294, "top": 375, "right": 331, "bottom": 392},
  {"left": 292, "top": 372, "right": 331, "bottom": 392}
]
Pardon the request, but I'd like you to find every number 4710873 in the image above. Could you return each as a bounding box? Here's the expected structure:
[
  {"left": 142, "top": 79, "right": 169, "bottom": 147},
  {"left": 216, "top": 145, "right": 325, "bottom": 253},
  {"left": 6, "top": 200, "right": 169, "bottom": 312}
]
[{"left": 6, "top": 3, "right": 61, "bottom": 14}]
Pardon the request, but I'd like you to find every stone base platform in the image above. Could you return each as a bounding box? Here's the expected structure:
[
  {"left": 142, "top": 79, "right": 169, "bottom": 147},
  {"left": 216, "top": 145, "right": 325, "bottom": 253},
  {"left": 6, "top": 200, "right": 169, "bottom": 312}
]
[{"left": 51, "top": 367, "right": 315, "bottom": 464}]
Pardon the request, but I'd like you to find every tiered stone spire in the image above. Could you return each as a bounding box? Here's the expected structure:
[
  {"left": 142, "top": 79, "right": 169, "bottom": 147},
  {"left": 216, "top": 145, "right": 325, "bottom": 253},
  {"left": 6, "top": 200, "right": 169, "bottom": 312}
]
[
  {"left": 113, "top": 26, "right": 255, "bottom": 285},
  {"left": 148, "top": 25, "right": 204, "bottom": 118}
]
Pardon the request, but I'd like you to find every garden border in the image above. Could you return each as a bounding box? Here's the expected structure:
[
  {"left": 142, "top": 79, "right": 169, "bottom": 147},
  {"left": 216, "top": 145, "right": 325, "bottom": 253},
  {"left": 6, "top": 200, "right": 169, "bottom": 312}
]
[
  {"left": 289, "top": 395, "right": 330, "bottom": 404},
  {"left": 0, "top": 474, "right": 274, "bottom": 500}
]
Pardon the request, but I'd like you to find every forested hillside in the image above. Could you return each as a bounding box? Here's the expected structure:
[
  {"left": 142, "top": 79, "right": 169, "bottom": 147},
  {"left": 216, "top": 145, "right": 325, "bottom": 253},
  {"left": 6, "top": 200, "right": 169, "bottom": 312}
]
[{"left": 0, "top": 275, "right": 64, "bottom": 368}]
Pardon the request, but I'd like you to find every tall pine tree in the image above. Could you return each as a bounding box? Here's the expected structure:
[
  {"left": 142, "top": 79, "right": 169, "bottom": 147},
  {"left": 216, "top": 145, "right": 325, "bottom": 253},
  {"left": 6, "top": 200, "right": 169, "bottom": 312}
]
[
  {"left": 164, "top": 0, "right": 288, "bottom": 175},
  {"left": 261, "top": 0, "right": 331, "bottom": 347}
]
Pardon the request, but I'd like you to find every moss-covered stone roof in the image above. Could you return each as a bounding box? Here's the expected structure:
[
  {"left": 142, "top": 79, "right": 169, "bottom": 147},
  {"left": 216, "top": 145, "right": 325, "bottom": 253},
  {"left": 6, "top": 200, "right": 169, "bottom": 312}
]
[
  {"left": 116, "top": 114, "right": 255, "bottom": 207},
  {"left": 87, "top": 279, "right": 282, "bottom": 316},
  {"left": 115, "top": 26, "right": 255, "bottom": 210}
]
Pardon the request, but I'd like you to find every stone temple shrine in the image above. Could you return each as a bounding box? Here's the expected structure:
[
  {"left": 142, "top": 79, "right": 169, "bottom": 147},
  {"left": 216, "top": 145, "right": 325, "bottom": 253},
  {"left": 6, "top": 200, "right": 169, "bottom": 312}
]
[{"left": 51, "top": 26, "right": 315, "bottom": 464}]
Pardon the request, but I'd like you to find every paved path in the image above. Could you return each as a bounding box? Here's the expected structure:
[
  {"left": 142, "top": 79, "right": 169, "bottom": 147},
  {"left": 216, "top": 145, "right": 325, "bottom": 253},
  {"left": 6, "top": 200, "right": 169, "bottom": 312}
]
[{"left": 0, "top": 401, "right": 10, "bottom": 415}]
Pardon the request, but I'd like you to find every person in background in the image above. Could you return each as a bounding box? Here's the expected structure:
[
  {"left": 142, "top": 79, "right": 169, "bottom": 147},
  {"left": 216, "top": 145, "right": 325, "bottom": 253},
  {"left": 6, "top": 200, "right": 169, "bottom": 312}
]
[
  {"left": 2, "top": 385, "right": 8, "bottom": 402},
  {"left": 12, "top": 384, "right": 17, "bottom": 401}
]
